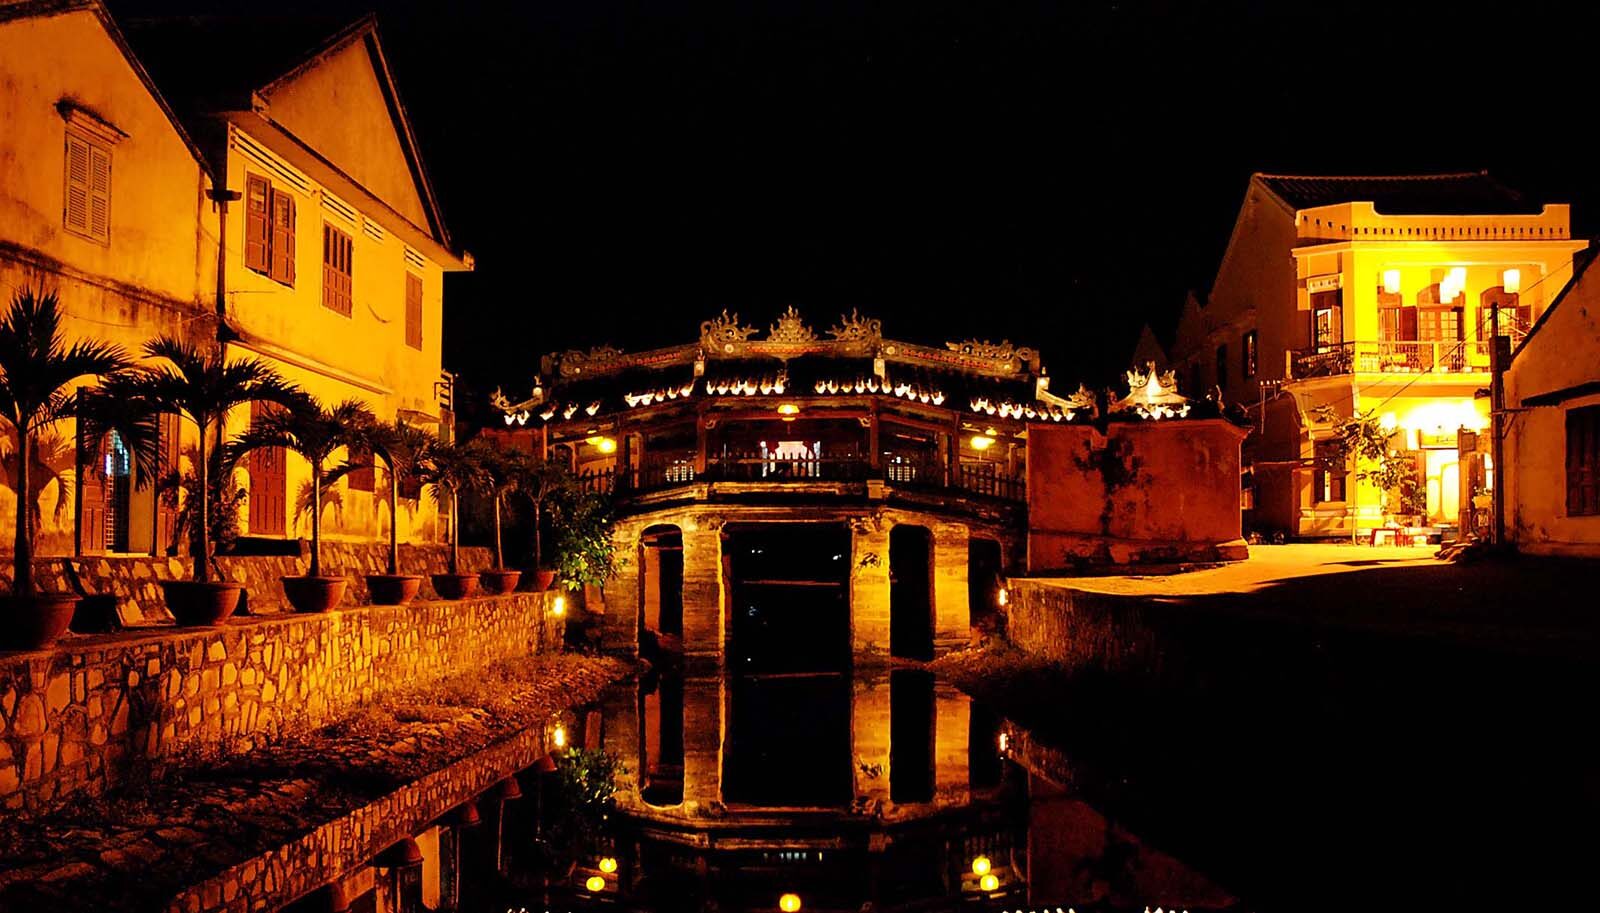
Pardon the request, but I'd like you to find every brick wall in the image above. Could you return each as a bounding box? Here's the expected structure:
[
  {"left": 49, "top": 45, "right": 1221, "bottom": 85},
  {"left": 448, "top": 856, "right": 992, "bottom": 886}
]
[{"left": 0, "top": 591, "right": 562, "bottom": 814}]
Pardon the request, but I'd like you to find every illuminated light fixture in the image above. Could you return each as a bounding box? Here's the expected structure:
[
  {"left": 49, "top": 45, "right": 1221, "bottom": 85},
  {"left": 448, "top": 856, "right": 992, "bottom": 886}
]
[
  {"left": 979, "top": 874, "right": 1000, "bottom": 892},
  {"left": 971, "top": 856, "right": 993, "bottom": 877},
  {"left": 1503, "top": 268, "right": 1522, "bottom": 294},
  {"left": 585, "top": 875, "right": 605, "bottom": 892},
  {"left": 598, "top": 857, "right": 618, "bottom": 874},
  {"left": 1382, "top": 268, "right": 1401, "bottom": 294},
  {"left": 815, "top": 381, "right": 827, "bottom": 394},
  {"left": 971, "top": 433, "right": 996, "bottom": 451},
  {"left": 516, "top": 411, "right": 529, "bottom": 426},
  {"left": 585, "top": 435, "right": 617, "bottom": 454},
  {"left": 997, "top": 587, "right": 1009, "bottom": 607},
  {"left": 779, "top": 893, "right": 803, "bottom": 913},
  {"left": 551, "top": 595, "right": 566, "bottom": 616},
  {"left": 553, "top": 726, "right": 567, "bottom": 749},
  {"left": 585, "top": 401, "right": 601, "bottom": 416},
  {"left": 562, "top": 404, "right": 579, "bottom": 420},
  {"left": 777, "top": 403, "right": 800, "bottom": 416},
  {"left": 503, "top": 413, "right": 515, "bottom": 425},
  {"left": 997, "top": 731, "right": 1009, "bottom": 752}
]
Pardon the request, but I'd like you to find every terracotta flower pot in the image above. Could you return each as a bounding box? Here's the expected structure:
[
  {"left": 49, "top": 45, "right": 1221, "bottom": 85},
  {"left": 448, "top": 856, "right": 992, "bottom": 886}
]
[
  {"left": 431, "top": 573, "right": 480, "bottom": 600},
  {"left": 160, "top": 581, "right": 245, "bottom": 626},
  {"left": 367, "top": 574, "right": 424, "bottom": 606},
  {"left": 531, "top": 569, "right": 558, "bottom": 592},
  {"left": 282, "top": 576, "right": 348, "bottom": 613},
  {"left": 0, "top": 593, "right": 82, "bottom": 651},
  {"left": 479, "top": 569, "right": 522, "bottom": 595}
]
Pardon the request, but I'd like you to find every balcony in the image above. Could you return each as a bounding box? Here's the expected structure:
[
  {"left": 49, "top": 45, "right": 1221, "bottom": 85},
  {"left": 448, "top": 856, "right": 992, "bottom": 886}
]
[
  {"left": 1288, "top": 340, "right": 1490, "bottom": 381},
  {"left": 574, "top": 450, "right": 1026, "bottom": 505}
]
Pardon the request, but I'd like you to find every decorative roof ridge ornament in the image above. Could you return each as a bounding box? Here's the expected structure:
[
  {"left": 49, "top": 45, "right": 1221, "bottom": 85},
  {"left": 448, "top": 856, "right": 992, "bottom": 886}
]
[
  {"left": 490, "top": 379, "right": 545, "bottom": 425},
  {"left": 547, "top": 345, "right": 625, "bottom": 378},
  {"left": 1110, "top": 362, "right": 1191, "bottom": 419},
  {"left": 945, "top": 338, "right": 1040, "bottom": 373},
  {"left": 700, "top": 310, "right": 759, "bottom": 355},
  {"left": 767, "top": 306, "right": 817, "bottom": 346},
  {"left": 827, "top": 309, "right": 883, "bottom": 351},
  {"left": 1039, "top": 382, "right": 1098, "bottom": 418}
]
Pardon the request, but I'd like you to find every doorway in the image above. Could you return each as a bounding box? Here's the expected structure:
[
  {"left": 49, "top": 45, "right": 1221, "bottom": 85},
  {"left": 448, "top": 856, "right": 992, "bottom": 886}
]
[
  {"left": 725, "top": 523, "right": 850, "bottom": 674},
  {"left": 248, "top": 401, "right": 287, "bottom": 536},
  {"left": 640, "top": 525, "right": 684, "bottom": 654},
  {"left": 890, "top": 525, "right": 933, "bottom": 660}
]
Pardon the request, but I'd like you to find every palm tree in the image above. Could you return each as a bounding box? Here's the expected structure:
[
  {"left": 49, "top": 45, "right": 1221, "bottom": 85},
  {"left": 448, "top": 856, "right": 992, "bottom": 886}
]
[
  {"left": 0, "top": 290, "right": 131, "bottom": 603},
  {"left": 116, "top": 337, "right": 298, "bottom": 584},
  {"left": 420, "top": 438, "right": 488, "bottom": 584},
  {"left": 230, "top": 396, "right": 374, "bottom": 579},
  {"left": 520, "top": 455, "right": 573, "bottom": 589},
  {"left": 349, "top": 417, "right": 436, "bottom": 577}
]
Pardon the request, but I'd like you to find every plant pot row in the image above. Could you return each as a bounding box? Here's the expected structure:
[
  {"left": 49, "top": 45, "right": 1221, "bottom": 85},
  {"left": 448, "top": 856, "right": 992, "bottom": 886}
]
[{"left": 2, "top": 568, "right": 565, "bottom": 651}]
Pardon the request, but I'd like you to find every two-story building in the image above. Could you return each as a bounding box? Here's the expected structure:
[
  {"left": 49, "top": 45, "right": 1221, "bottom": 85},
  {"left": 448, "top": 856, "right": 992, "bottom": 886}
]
[
  {"left": 492, "top": 308, "right": 1089, "bottom": 669},
  {"left": 0, "top": 1, "right": 469, "bottom": 563},
  {"left": 1169, "top": 173, "right": 1585, "bottom": 540}
]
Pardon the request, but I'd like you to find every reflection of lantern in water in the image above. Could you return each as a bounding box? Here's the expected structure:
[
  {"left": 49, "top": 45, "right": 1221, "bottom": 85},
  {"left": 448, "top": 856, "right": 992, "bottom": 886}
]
[
  {"left": 586, "top": 875, "right": 605, "bottom": 892},
  {"left": 979, "top": 873, "right": 999, "bottom": 892},
  {"left": 598, "top": 856, "right": 617, "bottom": 874},
  {"left": 971, "top": 855, "right": 992, "bottom": 876},
  {"left": 779, "top": 893, "right": 802, "bottom": 912}
]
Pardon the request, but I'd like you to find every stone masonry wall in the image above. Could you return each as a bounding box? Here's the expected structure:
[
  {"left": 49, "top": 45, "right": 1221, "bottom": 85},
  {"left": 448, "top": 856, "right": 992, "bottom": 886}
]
[{"left": 0, "top": 591, "right": 562, "bottom": 814}]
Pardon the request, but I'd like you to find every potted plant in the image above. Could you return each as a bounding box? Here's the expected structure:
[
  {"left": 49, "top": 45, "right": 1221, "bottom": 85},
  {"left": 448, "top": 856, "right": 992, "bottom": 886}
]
[
  {"left": 350, "top": 418, "right": 436, "bottom": 605},
  {"left": 0, "top": 289, "right": 132, "bottom": 650},
  {"left": 118, "top": 336, "right": 298, "bottom": 624},
  {"left": 420, "top": 438, "right": 488, "bottom": 599},
  {"left": 521, "top": 456, "right": 573, "bottom": 592},
  {"left": 475, "top": 442, "right": 533, "bottom": 594},
  {"left": 232, "top": 395, "right": 375, "bottom": 613}
]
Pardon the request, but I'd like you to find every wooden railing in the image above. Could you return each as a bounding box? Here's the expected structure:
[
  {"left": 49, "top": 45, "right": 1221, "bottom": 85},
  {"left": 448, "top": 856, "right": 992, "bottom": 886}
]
[
  {"left": 707, "top": 450, "right": 871, "bottom": 482},
  {"left": 1288, "top": 340, "right": 1490, "bottom": 380},
  {"left": 587, "top": 451, "right": 1026, "bottom": 503}
]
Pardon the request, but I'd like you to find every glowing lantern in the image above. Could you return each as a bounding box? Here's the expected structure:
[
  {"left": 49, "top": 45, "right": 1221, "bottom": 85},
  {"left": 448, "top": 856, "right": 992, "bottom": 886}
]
[
  {"left": 997, "top": 587, "right": 1009, "bottom": 607},
  {"left": 552, "top": 726, "right": 567, "bottom": 749},
  {"left": 1382, "top": 268, "right": 1401, "bottom": 294},
  {"left": 979, "top": 874, "right": 999, "bottom": 892},
  {"left": 970, "top": 434, "right": 995, "bottom": 451},
  {"left": 777, "top": 403, "right": 800, "bottom": 420},
  {"left": 585, "top": 875, "right": 605, "bottom": 892},
  {"left": 1503, "top": 268, "right": 1521, "bottom": 294},
  {"left": 971, "top": 856, "right": 992, "bottom": 876},
  {"left": 551, "top": 595, "right": 566, "bottom": 616},
  {"left": 599, "top": 857, "right": 618, "bottom": 874},
  {"left": 779, "top": 893, "right": 802, "bottom": 912}
]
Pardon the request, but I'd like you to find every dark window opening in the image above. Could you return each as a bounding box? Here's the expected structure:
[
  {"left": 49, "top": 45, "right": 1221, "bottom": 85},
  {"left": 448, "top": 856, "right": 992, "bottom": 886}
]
[{"left": 890, "top": 525, "right": 934, "bottom": 661}]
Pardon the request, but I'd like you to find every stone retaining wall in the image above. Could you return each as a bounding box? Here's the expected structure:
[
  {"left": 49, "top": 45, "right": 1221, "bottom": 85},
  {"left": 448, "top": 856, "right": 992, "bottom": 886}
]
[
  {"left": 0, "top": 591, "right": 562, "bottom": 814},
  {"left": 2, "top": 543, "right": 495, "bottom": 627}
]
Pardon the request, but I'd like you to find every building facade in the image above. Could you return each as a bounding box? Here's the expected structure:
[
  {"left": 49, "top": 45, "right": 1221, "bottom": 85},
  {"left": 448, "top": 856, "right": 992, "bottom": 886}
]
[
  {"left": 493, "top": 308, "right": 1090, "bottom": 668},
  {"left": 1504, "top": 252, "right": 1600, "bottom": 557},
  {"left": 1169, "top": 173, "right": 1585, "bottom": 539},
  {"left": 0, "top": 1, "right": 467, "bottom": 562}
]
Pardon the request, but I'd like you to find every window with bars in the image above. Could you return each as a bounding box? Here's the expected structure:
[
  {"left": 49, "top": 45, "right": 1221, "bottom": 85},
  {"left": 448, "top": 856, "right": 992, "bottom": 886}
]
[
  {"left": 1310, "top": 289, "right": 1343, "bottom": 349},
  {"left": 245, "top": 173, "right": 296, "bottom": 285},
  {"left": 1567, "top": 405, "right": 1600, "bottom": 517},
  {"left": 64, "top": 132, "right": 111, "bottom": 242},
  {"left": 322, "top": 224, "right": 354, "bottom": 316},
  {"left": 1312, "top": 440, "right": 1347, "bottom": 504},
  {"left": 405, "top": 273, "right": 423, "bottom": 349}
]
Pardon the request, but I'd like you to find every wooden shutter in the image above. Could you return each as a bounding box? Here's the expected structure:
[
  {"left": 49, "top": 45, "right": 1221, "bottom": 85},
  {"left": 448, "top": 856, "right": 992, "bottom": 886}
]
[
  {"left": 64, "top": 134, "right": 93, "bottom": 237},
  {"left": 270, "top": 188, "right": 296, "bottom": 285},
  {"left": 1398, "top": 306, "right": 1419, "bottom": 341},
  {"left": 245, "top": 175, "right": 271, "bottom": 273},
  {"left": 322, "top": 224, "right": 354, "bottom": 316},
  {"left": 156, "top": 413, "right": 182, "bottom": 554},
  {"left": 405, "top": 273, "right": 423, "bottom": 350},
  {"left": 1569, "top": 406, "right": 1600, "bottom": 517},
  {"left": 87, "top": 145, "right": 110, "bottom": 240}
]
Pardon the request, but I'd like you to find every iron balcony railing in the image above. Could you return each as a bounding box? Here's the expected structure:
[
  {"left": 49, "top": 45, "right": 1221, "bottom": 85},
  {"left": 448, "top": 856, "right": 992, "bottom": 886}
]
[
  {"left": 581, "top": 450, "right": 1026, "bottom": 502},
  {"left": 1288, "top": 340, "right": 1490, "bottom": 380}
]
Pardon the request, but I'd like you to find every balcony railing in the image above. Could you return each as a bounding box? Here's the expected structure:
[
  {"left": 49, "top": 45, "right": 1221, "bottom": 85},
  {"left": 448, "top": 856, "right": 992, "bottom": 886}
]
[
  {"left": 1288, "top": 340, "right": 1489, "bottom": 380},
  {"left": 580, "top": 451, "right": 1026, "bottom": 503}
]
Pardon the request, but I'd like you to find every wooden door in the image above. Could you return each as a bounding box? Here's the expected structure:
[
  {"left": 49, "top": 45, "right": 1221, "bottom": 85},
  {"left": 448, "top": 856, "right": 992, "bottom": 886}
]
[
  {"left": 248, "top": 401, "right": 287, "bottom": 536},
  {"left": 155, "top": 412, "right": 181, "bottom": 554},
  {"left": 77, "top": 430, "right": 108, "bottom": 555}
]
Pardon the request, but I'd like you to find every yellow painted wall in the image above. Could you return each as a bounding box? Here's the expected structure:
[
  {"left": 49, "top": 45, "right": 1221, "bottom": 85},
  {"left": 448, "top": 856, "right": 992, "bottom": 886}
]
[
  {"left": 0, "top": 8, "right": 216, "bottom": 557},
  {"left": 1506, "top": 262, "right": 1600, "bottom": 556}
]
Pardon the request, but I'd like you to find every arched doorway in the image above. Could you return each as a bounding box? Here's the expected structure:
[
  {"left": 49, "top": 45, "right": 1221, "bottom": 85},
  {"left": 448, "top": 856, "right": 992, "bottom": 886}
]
[
  {"left": 890, "top": 524, "right": 933, "bottom": 660},
  {"left": 968, "top": 537, "right": 1003, "bottom": 633},
  {"left": 640, "top": 525, "right": 684, "bottom": 655}
]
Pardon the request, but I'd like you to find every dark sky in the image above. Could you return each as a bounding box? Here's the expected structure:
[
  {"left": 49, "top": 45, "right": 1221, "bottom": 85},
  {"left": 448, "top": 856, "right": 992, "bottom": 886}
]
[{"left": 112, "top": 0, "right": 1600, "bottom": 405}]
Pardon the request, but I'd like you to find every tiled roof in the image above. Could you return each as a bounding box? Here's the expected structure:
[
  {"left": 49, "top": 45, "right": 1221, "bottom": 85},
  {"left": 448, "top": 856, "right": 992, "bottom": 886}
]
[{"left": 1255, "top": 171, "right": 1545, "bottom": 215}]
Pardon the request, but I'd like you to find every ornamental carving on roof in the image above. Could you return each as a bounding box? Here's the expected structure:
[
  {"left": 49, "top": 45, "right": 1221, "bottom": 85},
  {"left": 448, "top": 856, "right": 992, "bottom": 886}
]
[
  {"left": 548, "top": 345, "right": 625, "bottom": 379},
  {"left": 700, "top": 310, "right": 760, "bottom": 355},
  {"left": 827, "top": 309, "right": 883, "bottom": 350},
  {"left": 945, "top": 338, "right": 1039, "bottom": 370},
  {"left": 767, "top": 306, "right": 818, "bottom": 346},
  {"left": 1111, "top": 362, "right": 1191, "bottom": 419}
]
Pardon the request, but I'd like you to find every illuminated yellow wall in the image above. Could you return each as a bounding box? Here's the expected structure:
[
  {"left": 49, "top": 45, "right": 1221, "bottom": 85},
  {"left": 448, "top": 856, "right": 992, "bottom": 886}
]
[
  {"left": 1506, "top": 263, "right": 1600, "bottom": 556},
  {"left": 0, "top": 7, "right": 216, "bottom": 556}
]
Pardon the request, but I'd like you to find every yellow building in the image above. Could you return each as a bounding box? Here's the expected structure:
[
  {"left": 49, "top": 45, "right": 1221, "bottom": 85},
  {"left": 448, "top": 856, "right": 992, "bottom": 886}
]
[
  {"left": 1505, "top": 251, "right": 1600, "bottom": 557},
  {"left": 1169, "top": 173, "right": 1585, "bottom": 540},
  {"left": 0, "top": 1, "right": 469, "bottom": 560}
]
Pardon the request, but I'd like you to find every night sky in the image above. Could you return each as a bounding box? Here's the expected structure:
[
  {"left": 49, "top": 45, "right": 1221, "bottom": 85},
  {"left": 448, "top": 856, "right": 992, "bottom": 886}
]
[{"left": 111, "top": 0, "right": 1600, "bottom": 407}]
